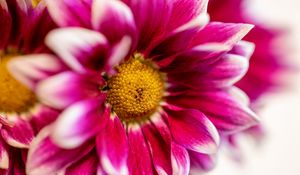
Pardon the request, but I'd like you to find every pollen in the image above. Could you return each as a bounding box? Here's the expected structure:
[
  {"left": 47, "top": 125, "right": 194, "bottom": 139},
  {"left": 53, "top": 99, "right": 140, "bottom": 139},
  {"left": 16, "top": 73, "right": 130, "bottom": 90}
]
[
  {"left": 107, "top": 54, "right": 164, "bottom": 120},
  {"left": 0, "top": 55, "right": 37, "bottom": 114},
  {"left": 31, "top": 0, "right": 41, "bottom": 8}
]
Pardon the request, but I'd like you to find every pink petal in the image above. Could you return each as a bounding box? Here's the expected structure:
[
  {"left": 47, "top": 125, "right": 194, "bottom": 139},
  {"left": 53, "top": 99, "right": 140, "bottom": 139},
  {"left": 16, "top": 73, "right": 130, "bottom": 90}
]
[
  {"left": 65, "top": 151, "right": 98, "bottom": 175},
  {"left": 45, "top": 28, "right": 109, "bottom": 73},
  {"left": 92, "top": 0, "right": 136, "bottom": 44},
  {"left": 143, "top": 114, "right": 172, "bottom": 175},
  {"left": 191, "top": 22, "right": 254, "bottom": 48},
  {"left": 30, "top": 105, "right": 60, "bottom": 132},
  {"left": 127, "top": 126, "right": 154, "bottom": 175},
  {"left": 0, "top": 138, "right": 9, "bottom": 169},
  {"left": 167, "top": 0, "right": 208, "bottom": 30},
  {"left": 96, "top": 114, "right": 128, "bottom": 175},
  {"left": 189, "top": 151, "right": 216, "bottom": 172},
  {"left": 8, "top": 54, "right": 67, "bottom": 90},
  {"left": 164, "top": 105, "right": 220, "bottom": 154},
  {"left": 0, "top": 116, "right": 34, "bottom": 148},
  {"left": 171, "top": 142, "right": 190, "bottom": 175},
  {"left": 26, "top": 126, "right": 93, "bottom": 175},
  {"left": 36, "top": 71, "right": 103, "bottom": 109},
  {"left": 122, "top": 0, "right": 172, "bottom": 51},
  {"left": 46, "top": 0, "right": 92, "bottom": 27},
  {"left": 0, "top": 1, "right": 12, "bottom": 48},
  {"left": 167, "top": 88, "right": 259, "bottom": 133},
  {"left": 51, "top": 98, "right": 108, "bottom": 149}
]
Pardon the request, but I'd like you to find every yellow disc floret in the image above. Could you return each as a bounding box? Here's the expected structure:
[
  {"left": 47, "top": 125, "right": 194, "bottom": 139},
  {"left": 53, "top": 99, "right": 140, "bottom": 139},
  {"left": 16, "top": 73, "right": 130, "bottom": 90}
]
[
  {"left": 107, "top": 54, "right": 164, "bottom": 120},
  {"left": 0, "top": 54, "right": 37, "bottom": 114},
  {"left": 31, "top": 0, "right": 41, "bottom": 8}
]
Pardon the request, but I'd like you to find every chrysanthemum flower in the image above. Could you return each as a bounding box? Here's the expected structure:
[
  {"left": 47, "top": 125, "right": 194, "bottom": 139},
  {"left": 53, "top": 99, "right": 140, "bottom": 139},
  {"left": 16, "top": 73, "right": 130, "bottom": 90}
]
[
  {"left": 0, "top": 0, "right": 58, "bottom": 173},
  {"left": 10, "top": 0, "right": 259, "bottom": 174}
]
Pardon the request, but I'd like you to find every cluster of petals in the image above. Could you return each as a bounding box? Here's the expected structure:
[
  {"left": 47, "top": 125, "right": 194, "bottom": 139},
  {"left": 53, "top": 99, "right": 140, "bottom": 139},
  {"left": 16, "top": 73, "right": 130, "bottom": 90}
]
[{"left": 0, "top": 0, "right": 262, "bottom": 175}]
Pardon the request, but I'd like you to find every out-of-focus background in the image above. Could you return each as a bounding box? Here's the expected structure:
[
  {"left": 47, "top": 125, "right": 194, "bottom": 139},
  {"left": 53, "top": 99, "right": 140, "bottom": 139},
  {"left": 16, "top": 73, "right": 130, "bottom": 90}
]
[{"left": 208, "top": 0, "right": 300, "bottom": 175}]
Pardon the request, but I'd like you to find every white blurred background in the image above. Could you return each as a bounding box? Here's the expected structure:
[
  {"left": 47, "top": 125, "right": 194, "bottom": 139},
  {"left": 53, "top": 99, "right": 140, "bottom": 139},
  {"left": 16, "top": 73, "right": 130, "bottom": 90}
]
[{"left": 208, "top": 0, "right": 300, "bottom": 175}]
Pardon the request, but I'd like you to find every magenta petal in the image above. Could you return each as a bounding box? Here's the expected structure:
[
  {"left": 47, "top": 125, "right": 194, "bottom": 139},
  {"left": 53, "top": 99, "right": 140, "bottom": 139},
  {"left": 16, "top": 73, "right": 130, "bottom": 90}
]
[
  {"left": 168, "top": 88, "right": 259, "bottom": 133},
  {"left": 1, "top": 117, "right": 34, "bottom": 148},
  {"left": 96, "top": 114, "right": 128, "bottom": 175},
  {"left": 122, "top": 0, "right": 172, "bottom": 51},
  {"left": 51, "top": 98, "right": 108, "bottom": 149},
  {"left": 92, "top": 0, "right": 136, "bottom": 44},
  {"left": 191, "top": 22, "right": 253, "bottom": 48},
  {"left": 164, "top": 106, "right": 220, "bottom": 154},
  {"left": 127, "top": 126, "right": 153, "bottom": 175},
  {"left": 27, "top": 127, "right": 93, "bottom": 175},
  {"left": 8, "top": 54, "right": 67, "bottom": 90},
  {"left": 0, "top": 1, "right": 12, "bottom": 49},
  {"left": 46, "top": 0, "right": 92, "bottom": 27},
  {"left": 0, "top": 138, "right": 9, "bottom": 169},
  {"left": 189, "top": 151, "right": 216, "bottom": 172},
  {"left": 143, "top": 115, "right": 172, "bottom": 175},
  {"left": 36, "top": 71, "right": 103, "bottom": 109},
  {"left": 45, "top": 28, "right": 109, "bottom": 73},
  {"left": 167, "top": 0, "right": 208, "bottom": 30},
  {"left": 31, "top": 105, "right": 60, "bottom": 132},
  {"left": 171, "top": 142, "right": 190, "bottom": 175},
  {"left": 65, "top": 151, "right": 98, "bottom": 175}
]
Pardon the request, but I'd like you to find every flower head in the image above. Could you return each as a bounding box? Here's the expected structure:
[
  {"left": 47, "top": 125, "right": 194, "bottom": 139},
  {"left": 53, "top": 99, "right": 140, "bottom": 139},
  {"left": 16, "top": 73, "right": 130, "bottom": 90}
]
[
  {"left": 0, "top": 0, "right": 58, "bottom": 173},
  {"left": 10, "top": 0, "right": 259, "bottom": 174}
]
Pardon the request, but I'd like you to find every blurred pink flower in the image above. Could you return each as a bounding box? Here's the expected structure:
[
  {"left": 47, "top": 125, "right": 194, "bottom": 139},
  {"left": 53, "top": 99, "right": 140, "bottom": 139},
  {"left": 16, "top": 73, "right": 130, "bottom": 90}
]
[
  {"left": 0, "top": 0, "right": 58, "bottom": 173},
  {"left": 10, "top": 0, "right": 259, "bottom": 174}
]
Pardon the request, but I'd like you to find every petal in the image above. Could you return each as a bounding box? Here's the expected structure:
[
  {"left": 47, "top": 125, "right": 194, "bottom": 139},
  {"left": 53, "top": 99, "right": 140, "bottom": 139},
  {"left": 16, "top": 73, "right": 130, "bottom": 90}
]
[
  {"left": 46, "top": 0, "right": 92, "bottom": 27},
  {"left": 167, "top": 50, "right": 250, "bottom": 89},
  {"left": 167, "top": 0, "right": 208, "bottom": 30},
  {"left": 96, "top": 114, "right": 128, "bottom": 175},
  {"left": 65, "top": 151, "right": 98, "bottom": 175},
  {"left": 30, "top": 105, "right": 60, "bottom": 132},
  {"left": 45, "top": 28, "right": 109, "bottom": 73},
  {"left": 171, "top": 142, "right": 190, "bottom": 175},
  {"left": 0, "top": 116, "right": 34, "bottom": 148},
  {"left": 189, "top": 151, "right": 216, "bottom": 172},
  {"left": 92, "top": 0, "right": 136, "bottom": 44},
  {"left": 167, "top": 88, "right": 259, "bottom": 133},
  {"left": 26, "top": 126, "right": 93, "bottom": 175},
  {"left": 0, "top": 1, "right": 12, "bottom": 48},
  {"left": 122, "top": 0, "right": 172, "bottom": 51},
  {"left": 0, "top": 138, "right": 9, "bottom": 169},
  {"left": 143, "top": 114, "right": 172, "bottom": 175},
  {"left": 8, "top": 54, "right": 67, "bottom": 90},
  {"left": 163, "top": 106, "right": 220, "bottom": 154},
  {"left": 191, "top": 22, "right": 254, "bottom": 48},
  {"left": 51, "top": 97, "right": 108, "bottom": 149},
  {"left": 127, "top": 125, "right": 154, "bottom": 175},
  {"left": 36, "top": 71, "right": 103, "bottom": 109}
]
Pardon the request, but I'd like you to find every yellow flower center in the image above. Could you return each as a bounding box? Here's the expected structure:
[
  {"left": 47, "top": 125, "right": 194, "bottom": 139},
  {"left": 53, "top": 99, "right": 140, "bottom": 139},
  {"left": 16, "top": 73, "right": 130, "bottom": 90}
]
[
  {"left": 107, "top": 54, "right": 164, "bottom": 121},
  {"left": 0, "top": 54, "right": 37, "bottom": 114},
  {"left": 31, "top": 0, "right": 41, "bottom": 8}
]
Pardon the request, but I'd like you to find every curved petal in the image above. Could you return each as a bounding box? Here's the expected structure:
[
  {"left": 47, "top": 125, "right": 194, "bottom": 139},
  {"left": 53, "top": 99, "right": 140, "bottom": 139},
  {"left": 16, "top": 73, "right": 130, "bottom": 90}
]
[
  {"left": 51, "top": 97, "right": 108, "bottom": 149},
  {"left": 0, "top": 138, "right": 9, "bottom": 169},
  {"left": 92, "top": 0, "right": 136, "bottom": 44},
  {"left": 163, "top": 105, "right": 220, "bottom": 154},
  {"left": 36, "top": 71, "right": 103, "bottom": 109},
  {"left": 65, "top": 151, "right": 98, "bottom": 175},
  {"left": 46, "top": 0, "right": 92, "bottom": 27},
  {"left": 0, "top": 116, "right": 34, "bottom": 148},
  {"left": 189, "top": 151, "right": 216, "bottom": 172},
  {"left": 30, "top": 105, "right": 60, "bottom": 132},
  {"left": 8, "top": 54, "right": 67, "bottom": 90},
  {"left": 96, "top": 114, "right": 128, "bottom": 175},
  {"left": 0, "top": 1, "right": 12, "bottom": 48},
  {"left": 45, "top": 28, "right": 109, "bottom": 73},
  {"left": 26, "top": 126, "right": 93, "bottom": 175},
  {"left": 171, "top": 142, "right": 190, "bottom": 175},
  {"left": 167, "top": 88, "right": 259, "bottom": 133},
  {"left": 122, "top": 0, "right": 172, "bottom": 51},
  {"left": 127, "top": 125, "right": 153, "bottom": 175},
  {"left": 191, "top": 22, "right": 254, "bottom": 48},
  {"left": 143, "top": 113, "right": 172, "bottom": 175},
  {"left": 167, "top": 0, "right": 208, "bottom": 31}
]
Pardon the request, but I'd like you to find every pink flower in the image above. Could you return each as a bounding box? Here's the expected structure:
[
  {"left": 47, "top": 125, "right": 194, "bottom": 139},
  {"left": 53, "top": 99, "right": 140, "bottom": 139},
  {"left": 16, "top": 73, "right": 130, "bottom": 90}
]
[
  {"left": 0, "top": 0, "right": 58, "bottom": 173},
  {"left": 10, "top": 0, "right": 259, "bottom": 174}
]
